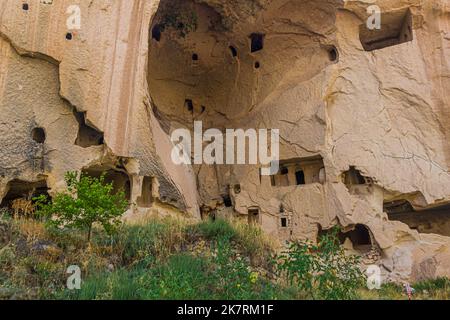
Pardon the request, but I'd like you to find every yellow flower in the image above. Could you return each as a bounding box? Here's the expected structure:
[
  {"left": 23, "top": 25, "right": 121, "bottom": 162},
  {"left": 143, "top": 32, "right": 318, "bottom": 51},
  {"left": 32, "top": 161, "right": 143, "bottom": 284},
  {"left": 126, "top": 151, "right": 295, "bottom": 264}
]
[{"left": 250, "top": 272, "right": 259, "bottom": 284}]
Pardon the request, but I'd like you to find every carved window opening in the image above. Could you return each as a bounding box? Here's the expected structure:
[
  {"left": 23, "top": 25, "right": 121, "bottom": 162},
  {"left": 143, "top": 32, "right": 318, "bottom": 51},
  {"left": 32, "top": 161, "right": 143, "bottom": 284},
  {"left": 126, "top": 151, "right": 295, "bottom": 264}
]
[
  {"left": 137, "top": 176, "right": 153, "bottom": 208},
  {"left": 152, "top": 24, "right": 162, "bottom": 42},
  {"left": 229, "top": 46, "right": 238, "bottom": 57},
  {"left": 328, "top": 46, "right": 338, "bottom": 62},
  {"left": 295, "top": 170, "right": 306, "bottom": 185},
  {"left": 222, "top": 195, "right": 232, "bottom": 207},
  {"left": 32, "top": 127, "right": 46, "bottom": 144},
  {"left": 185, "top": 99, "right": 194, "bottom": 113},
  {"left": 74, "top": 111, "right": 104, "bottom": 148},
  {"left": 360, "top": 9, "right": 413, "bottom": 51},
  {"left": 250, "top": 33, "right": 264, "bottom": 53},
  {"left": 248, "top": 207, "right": 260, "bottom": 224},
  {"left": 271, "top": 156, "right": 325, "bottom": 187}
]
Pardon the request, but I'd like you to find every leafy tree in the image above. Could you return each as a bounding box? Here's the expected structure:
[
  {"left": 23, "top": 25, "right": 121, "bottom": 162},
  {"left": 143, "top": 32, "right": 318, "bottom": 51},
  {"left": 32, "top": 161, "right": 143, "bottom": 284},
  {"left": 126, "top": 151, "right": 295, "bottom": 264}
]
[
  {"left": 35, "top": 172, "right": 128, "bottom": 242},
  {"left": 277, "top": 227, "right": 365, "bottom": 300}
]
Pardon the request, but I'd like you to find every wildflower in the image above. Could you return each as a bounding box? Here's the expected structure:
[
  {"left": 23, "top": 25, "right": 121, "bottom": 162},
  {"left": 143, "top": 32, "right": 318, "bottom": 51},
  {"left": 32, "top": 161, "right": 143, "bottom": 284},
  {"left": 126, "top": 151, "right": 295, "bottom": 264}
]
[{"left": 250, "top": 272, "right": 259, "bottom": 284}]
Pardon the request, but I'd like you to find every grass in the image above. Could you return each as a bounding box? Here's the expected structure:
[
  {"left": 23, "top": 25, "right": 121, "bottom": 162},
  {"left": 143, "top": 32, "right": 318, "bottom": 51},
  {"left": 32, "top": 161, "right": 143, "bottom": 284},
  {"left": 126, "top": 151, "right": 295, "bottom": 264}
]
[
  {"left": 358, "top": 279, "right": 450, "bottom": 300},
  {"left": 0, "top": 211, "right": 449, "bottom": 300}
]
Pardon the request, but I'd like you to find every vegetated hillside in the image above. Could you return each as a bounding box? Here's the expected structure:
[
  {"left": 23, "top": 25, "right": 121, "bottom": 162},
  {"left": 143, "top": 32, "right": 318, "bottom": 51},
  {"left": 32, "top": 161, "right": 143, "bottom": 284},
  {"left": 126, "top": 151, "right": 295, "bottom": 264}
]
[{"left": 0, "top": 212, "right": 448, "bottom": 300}]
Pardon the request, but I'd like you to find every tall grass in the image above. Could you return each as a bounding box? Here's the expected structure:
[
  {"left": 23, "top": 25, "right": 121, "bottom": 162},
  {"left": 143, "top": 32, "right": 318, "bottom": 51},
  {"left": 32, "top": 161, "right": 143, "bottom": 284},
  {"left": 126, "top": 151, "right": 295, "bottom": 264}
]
[{"left": 1, "top": 214, "right": 449, "bottom": 300}]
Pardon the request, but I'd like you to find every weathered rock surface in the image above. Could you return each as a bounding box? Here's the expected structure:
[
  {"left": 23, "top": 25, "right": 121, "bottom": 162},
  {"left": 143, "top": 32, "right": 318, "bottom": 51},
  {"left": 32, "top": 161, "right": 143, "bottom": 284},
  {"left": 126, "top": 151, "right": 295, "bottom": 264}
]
[{"left": 1, "top": 0, "right": 450, "bottom": 282}]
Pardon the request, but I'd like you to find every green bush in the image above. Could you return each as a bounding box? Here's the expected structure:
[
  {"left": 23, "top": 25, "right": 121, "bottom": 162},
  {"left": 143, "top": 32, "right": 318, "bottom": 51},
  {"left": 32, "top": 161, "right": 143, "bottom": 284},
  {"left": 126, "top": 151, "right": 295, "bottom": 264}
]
[
  {"left": 277, "top": 227, "right": 365, "bottom": 300},
  {"left": 414, "top": 277, "right": 450, "bottom": 293},
  {"left": 108, "top": 217, "right": 187, "bottom": 265},
  {"left": 193, "top": 218, "right": 238, "bottom": 241},
  {"left": 0, "top": 244, "right": 15, "bottom": 268},
  {"left": 35, "top": 172, "right": 129, "bottom": 242},
  {"left": 141, "top": 254, "right": 211, "bottom": 300},
  {"left": 207, "top": 236, "right": 280, "bottom": 300}
]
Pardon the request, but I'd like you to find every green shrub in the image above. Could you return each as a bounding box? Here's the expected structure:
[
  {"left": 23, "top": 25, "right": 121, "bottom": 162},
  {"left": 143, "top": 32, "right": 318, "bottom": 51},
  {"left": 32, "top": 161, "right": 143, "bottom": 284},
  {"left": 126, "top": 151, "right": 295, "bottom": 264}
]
[
  {"left": 141, "top": 254, "right": 211, "bottom": 300},
  {"left": 193, "top": 218, "right": 238, "bottom": 241},
  {"left": 0, "top": 244, "right": 15, "bottom": 268},
  {"left": 35, "top": 172, "right": 129, "bottom": 242},
  {"left": 60, "top": 271, "right": 110, "bottom": 300},
  {"left": 57, "top": 238, "right": 280, "bottom": 300},
  {"left": 59, "top": 254, "right": 210, "bottom": 300},
  {"left": 277, "top": 227, "right": 365, "bottom": 300},
  {"left": 414, "top": 277, "right": 450, "bottom": 293},
  {"left": 111, "top": 217, "right": 186, "bottom": 264}
]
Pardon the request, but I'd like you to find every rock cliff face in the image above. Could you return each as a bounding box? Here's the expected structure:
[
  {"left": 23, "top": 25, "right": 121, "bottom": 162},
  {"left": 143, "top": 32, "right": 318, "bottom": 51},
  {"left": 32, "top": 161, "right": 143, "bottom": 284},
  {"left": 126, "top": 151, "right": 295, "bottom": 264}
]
[{"left": 1, "top": 0, "right": 450, "bottom": 282}]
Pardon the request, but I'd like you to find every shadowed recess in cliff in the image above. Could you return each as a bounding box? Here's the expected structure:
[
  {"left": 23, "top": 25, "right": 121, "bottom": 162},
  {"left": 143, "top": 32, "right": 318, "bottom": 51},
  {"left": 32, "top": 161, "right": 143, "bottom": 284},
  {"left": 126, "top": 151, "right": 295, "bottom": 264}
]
[
  {"left": 319, "top": 224, "right": 374, "bottom": 255},
  {"left": 147, "top": 0, "right": 342, "bottom": 128},
  {"left": 0, "top": 179, "right": 50, "bottom": 209},
  {"left": 82, "top": 165, "right": 131, "bottom": 201},
  {"left": 360, "top": 8, "right": 413, "bottom": 51},
  {"left": 385, "top": 201, "right": 450, "bottom": 237},
  {"left": 73, "top": 111, "right": 104, "bottom": 148}
]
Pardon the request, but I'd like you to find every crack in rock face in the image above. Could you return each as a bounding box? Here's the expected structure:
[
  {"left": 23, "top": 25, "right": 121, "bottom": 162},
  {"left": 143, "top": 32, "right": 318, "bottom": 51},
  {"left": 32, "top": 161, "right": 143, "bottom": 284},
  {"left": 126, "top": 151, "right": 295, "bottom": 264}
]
[{"left": 1, "top": 0, "right": 450, "bottom": 282}]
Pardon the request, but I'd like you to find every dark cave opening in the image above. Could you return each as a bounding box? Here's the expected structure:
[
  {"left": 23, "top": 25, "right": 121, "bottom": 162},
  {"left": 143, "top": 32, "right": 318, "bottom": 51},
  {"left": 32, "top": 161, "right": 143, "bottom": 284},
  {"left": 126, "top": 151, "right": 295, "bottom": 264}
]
[
  {"left": 74, "top": 111, "right": 104, "bottom": 148},
  {"left": 319, "top": 224, "right": 373, "bottom": 254},
  {"left": 31, "top": 127, "right": 46, "bottom": 144},
  {"left": 152, "top": 24, "right": 162, "bottom": 42},
  {"left": 248, "top": 207, "right": 260, "bottom": 224},
  {"left": 250, "top": 33, "right": 264, "bottom": 53},
  {"left": 229, "top": 46, "right": 238, "bottom": 57},
  {"left": 386, "top": 201, "right": 450, "bottom": 237},
  {"left": 137, "top": 176, "right": 153, "bottom": 208},
  {"left": 82, "top": 167, "right": 132, "bottom": 201},
  {"left": 0, "top": 179, "right": 50, "bottom": 209}
]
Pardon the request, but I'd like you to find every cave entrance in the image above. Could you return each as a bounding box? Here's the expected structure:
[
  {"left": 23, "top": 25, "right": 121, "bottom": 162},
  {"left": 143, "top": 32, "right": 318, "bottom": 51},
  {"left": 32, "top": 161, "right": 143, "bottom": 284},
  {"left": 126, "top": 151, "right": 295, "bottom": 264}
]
[
  {"left": 74, "top": 111, "right": 104, "bottom": 148},
  {"left": 341, "top": 224, "right": 372, "bottom": 248},
  {"left": 147, "top": 0, "right": 342, "bottom": 130},
  {"left": 343, "top": 166, "right": 366, "bottom": 185},
  {"left": 0, "top": 179, "right": 50, "bottom": 209},
  {"left": 248, "top": 207, "right": 260, "bottom": 225},
  {"left": 82, "top": 167, "right": 131, "bottom": 200},
  {"left": 385, "top": 201, "right": 450, "bottom": 237},
  {"left": 137, "top": 176, "right": 153, "bottom": 208},
  {"left": 319, "top": 224, "right": 373, "bottom": 254}
]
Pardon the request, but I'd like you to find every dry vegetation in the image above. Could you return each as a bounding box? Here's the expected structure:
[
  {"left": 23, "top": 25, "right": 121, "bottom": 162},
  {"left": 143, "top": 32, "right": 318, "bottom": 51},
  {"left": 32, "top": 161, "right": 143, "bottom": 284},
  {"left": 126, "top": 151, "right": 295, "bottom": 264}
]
[{"left": 0, "top": 209, "right": 448, "bottom": 300}]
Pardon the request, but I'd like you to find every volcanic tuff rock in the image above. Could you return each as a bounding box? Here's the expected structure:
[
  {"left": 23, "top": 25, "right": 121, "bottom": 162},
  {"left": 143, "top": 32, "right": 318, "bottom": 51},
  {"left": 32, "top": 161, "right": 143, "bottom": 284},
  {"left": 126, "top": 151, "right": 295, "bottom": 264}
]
[{"left": 1, "top": 0, "right": 450, "bottom": 282}]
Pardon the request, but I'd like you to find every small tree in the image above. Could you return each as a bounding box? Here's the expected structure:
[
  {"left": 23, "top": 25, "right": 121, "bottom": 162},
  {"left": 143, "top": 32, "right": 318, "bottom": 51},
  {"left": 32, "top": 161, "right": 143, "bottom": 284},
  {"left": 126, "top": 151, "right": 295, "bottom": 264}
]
[
  {"left": 277, "top": 227, "right": 365, "bottom": 300},
  {"left": 35, "top": 172, "right": 129, "bottom": 242}
]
